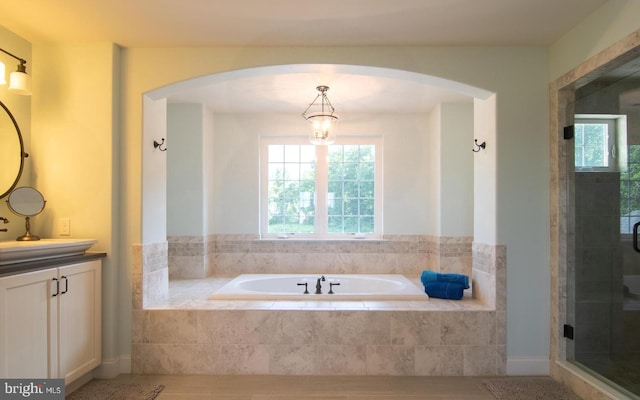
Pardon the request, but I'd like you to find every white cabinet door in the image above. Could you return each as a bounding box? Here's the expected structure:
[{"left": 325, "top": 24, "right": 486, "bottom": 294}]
[
  {"left": 57, "top": 260, "right": 101, "bottom": 383},
  {"left": 0, "top": 259, "right": 102, "bottom": 383},
  {"left": 0, "top": 268, "right": 57, "bottom": 378}
]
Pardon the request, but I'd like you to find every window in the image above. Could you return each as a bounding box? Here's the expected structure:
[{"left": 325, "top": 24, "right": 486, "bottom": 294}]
[
  {"left": 261, "top": 137, "right": 382, "bottom": 238},
  {"left": 574, "top": 119, "right": 615, "bottom": 169}
]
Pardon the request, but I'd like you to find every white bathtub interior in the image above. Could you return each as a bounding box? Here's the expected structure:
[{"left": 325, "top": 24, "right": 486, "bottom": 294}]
[{"left": 208, "top": 273, "right": 429, "bottom": 301}]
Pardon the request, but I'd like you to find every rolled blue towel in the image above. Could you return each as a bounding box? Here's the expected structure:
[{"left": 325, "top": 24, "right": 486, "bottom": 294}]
[
  {"left": 420, "top": 270, "right": 470, "bottom": 289},
  {"left": 424, "top": 281, "right": 465, "bottom": 300}
]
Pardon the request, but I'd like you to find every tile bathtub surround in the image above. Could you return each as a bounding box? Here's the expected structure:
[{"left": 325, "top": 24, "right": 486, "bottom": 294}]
[
  {"left": 472, "top": 243, "right": 506, "bottom": 310},
  {"left": 213, "top": 234, "right": 437, "bottom": 276},
  {"left": 167, "top": 234, "right": 473, "bottom": 277},
  {"left": 135, "top": 236, "right": 505, "bottom": 376},
  {"left": 167, "top": 236, "right": 215, "bottom": 279},
  {"left": 131, "top": 309, "right": 504, "bottom": 376},
  {"left": 132, "top": 242, "right": 169, "bottom": 309}
]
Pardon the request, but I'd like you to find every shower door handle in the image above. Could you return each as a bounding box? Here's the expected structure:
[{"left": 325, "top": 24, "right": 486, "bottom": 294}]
[{"left": 634, "top": 222, "right": 640, "bottom": 253}]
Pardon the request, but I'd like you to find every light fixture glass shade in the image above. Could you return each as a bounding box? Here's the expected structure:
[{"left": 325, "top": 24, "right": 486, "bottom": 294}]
[
  {"left": 9, "top": 71, "right": 31, "bottom": 95},
  {"left": 307, "top": 114, "right": 337, "bottom": 145},
  {"left": 302, "top": 85, "right": 339, "bottom": 145},
  {"left": 0, "top": 62, "right": 6, "bottom": 85}
]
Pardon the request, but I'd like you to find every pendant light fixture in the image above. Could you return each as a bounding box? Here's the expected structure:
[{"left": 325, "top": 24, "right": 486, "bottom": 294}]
[
  {"left": 0, "top": 48, "right": 32, "bottom": 96},
  {"left": 301, "top": 85, "right": 338, "bottom": 145}
]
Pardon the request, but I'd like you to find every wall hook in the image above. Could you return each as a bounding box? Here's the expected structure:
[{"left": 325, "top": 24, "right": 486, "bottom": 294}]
[
  {"left": 472, "top": 139, "right": 486, "bottom": 152},
  {"left": 153, "top": 138, "right": 167, "bottom": 151}
]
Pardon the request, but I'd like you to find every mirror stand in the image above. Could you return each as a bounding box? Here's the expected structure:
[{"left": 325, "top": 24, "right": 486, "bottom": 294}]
[
  {"left": 16, "top": 216, "right": 40, "bottom": 241},
  {"left": 6, "top": 187, "right": 46, "bottom": 241}
]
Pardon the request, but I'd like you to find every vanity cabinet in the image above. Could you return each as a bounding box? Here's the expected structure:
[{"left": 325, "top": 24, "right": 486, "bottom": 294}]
[{"left": 0, "top": 259, "right": 101, "bottom": 383}]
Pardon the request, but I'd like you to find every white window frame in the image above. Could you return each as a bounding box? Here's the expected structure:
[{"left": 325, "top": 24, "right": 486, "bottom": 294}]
[
  {"left": 574, "top": 115, "right": 620, "bottom": 171},
  {"left": 260, "top": 136, "right": 383, "bottom": 239}
]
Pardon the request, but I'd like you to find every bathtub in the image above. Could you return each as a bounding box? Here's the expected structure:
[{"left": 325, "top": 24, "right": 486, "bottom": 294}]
[{"left": 208, "top": 274, "right": 428, "bottom": 300}]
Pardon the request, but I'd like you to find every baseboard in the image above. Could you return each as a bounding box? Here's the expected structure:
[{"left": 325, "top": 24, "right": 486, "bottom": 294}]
[
  {"left": 506, "top": 357, "right": 550, "bottom": 375},
  {"left": 94, "top": 355, "right": 132, "bottom": 379}
]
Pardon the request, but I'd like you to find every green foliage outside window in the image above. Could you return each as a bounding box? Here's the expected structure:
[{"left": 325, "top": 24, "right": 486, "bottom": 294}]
[
  {"left": 621, "top": 145, "right": 640, "bottom": 234},
  {"left": 266, "top": 143, "right": 376, "bottom": 235},
  {"left": 327, "top": 145, "right": 375, "bottom": 234},
  {"left": 267, "top": 145, "right": 316, "bottom": 233}
]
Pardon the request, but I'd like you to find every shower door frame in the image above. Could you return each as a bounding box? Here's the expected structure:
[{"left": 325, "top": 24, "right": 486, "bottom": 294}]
[{"left": 550, "top": 30, "right": 640, "bottom": 399}]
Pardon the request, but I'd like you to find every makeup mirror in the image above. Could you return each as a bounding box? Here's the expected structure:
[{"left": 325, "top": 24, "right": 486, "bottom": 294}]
[{"left": 7, "top": 186, "right": 46, "bottom": 241}]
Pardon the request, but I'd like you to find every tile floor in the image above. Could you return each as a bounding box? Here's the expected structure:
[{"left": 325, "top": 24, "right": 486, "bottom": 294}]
[{"left": 89, "top": 374, "right": 547, "bottom": 399}]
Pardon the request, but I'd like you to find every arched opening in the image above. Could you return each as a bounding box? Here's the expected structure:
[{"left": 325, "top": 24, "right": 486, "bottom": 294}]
[{"left": 139, "top": 64, "right": 497, "bottom": 306}]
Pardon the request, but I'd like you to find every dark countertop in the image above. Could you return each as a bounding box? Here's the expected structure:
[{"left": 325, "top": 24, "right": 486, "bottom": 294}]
[{"left": 0, "top": 252, "right": 107, "bottom": 277}]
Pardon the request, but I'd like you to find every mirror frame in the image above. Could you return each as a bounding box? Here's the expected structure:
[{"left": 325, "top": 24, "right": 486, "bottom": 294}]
[
  {"left": 0, "top": 101, "right": 26, "bottom": 200},
  {"left": 6, "top": 186, "right": 46, "bottom": 217}
]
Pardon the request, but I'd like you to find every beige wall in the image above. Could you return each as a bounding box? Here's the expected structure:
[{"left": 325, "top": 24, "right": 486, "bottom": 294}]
[
  {"left": 30, "top": 42, "right": 122, "bottom": 367},
  {"left": 0, "top": 26, "right": 31, "bottom": 239}
]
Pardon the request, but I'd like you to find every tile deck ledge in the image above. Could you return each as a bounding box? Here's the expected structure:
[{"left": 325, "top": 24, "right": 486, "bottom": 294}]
[{"left": 147, "top": 276, "right": 492, "bottom": 311}]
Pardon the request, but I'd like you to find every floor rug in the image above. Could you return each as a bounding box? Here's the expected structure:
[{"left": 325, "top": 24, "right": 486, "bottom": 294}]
[
  {"left": 66, "top": 382, "right": 165, "bottom": 400},
  {"left": 482, "top": 377, "right": 581, "bottom": 400}
]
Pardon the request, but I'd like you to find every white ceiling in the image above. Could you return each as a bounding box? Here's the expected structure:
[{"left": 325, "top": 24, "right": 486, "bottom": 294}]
[
  {"left": 0, "top": 0, "right": 610, "bottom": 113},
  {"left": 0, "top": 0, "right": 608, "bottom": 47}
]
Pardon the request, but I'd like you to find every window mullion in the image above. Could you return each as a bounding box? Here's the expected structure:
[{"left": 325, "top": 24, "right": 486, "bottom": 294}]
[{"left": 315, "top": 146, "right": 328, "bottom": 235}]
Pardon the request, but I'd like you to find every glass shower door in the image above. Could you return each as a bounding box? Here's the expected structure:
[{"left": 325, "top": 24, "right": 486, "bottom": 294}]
[{"left": 568, "top": 58, "right": 640, "bottom": 397}]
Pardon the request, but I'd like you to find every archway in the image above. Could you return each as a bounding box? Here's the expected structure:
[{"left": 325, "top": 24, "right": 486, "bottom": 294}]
[{"left": 139, "top": 63, "right": 497, "bottom": 305}]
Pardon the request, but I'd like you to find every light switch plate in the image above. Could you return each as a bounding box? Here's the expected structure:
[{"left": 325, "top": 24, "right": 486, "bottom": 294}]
[{"left": 60, "top": 218, "right": 70, "bottom": 236}]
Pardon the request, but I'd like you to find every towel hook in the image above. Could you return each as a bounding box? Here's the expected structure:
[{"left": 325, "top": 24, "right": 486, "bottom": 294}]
[
  {"left": 472, "top": 139, "right": 486, "bottom": 152},
  {"left": 153, "top": 138, "right": 167, "bottom": 151}
]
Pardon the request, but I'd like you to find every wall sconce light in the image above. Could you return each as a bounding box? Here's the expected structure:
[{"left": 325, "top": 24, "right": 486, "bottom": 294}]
[
  {"left": 301, "top": 85, "right": 338, "bottom": 145},
  {"left": 0, "top": 48, "right": 32, "bottom": 96}
]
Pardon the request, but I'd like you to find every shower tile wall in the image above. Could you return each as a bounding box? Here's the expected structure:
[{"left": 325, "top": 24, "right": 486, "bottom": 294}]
[{"left": 573, "top": 172, "right": 623, "bottom": 361}]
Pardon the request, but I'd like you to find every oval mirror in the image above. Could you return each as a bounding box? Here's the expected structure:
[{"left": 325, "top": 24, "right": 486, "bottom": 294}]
[
  {"left": 0, "top": 101, "right": 26, "bottom": 199},
  {"left": 7, "top": 187, "right": 46, "bottom": 241}
]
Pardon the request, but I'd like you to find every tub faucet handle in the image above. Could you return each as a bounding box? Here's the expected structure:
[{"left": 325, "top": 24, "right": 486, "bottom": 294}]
[
  {"left": 0, "top": 217, "right": 8, "bottom": 224},
  {"left": 297, "top": 282, "right": 309, "bottom": 294},
  {"left": 328, "top": 282, "right": 341, "bottom": 294}
]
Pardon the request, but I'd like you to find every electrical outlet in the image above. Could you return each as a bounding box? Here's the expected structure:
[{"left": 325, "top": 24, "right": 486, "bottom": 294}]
[{"left": 60, "top": 218, "right": 70, "bottom": 236}]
